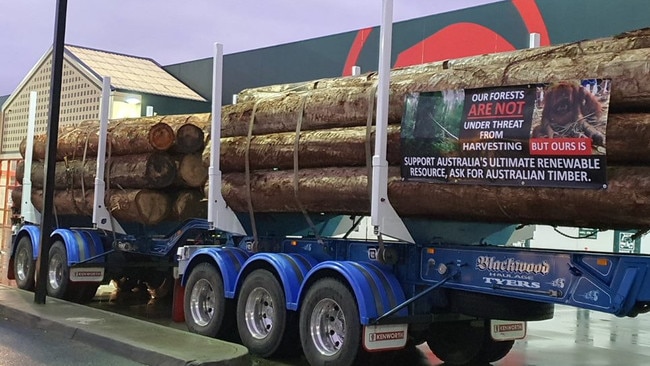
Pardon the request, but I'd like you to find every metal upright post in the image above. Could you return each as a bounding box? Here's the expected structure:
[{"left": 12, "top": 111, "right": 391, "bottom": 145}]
[
  {"left": 370, "top": 0, "right": 413, "bottom": 243},
  {"left": 34, "top": 0, "right": 68, "bottom": 304},
  {"left": 208, "top": 43, "right": 246, "bottom": 235}
]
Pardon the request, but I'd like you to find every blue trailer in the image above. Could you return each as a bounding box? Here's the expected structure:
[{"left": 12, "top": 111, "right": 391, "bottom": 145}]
[{"left": 174, "top": 23, "right": 650, "bottom": 366}]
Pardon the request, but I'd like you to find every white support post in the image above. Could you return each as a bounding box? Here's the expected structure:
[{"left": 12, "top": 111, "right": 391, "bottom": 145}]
[
  {"left": 529, "top": 33, "right": 541, "bottom": 48},
  {"left": 93, "top": 77, "right": 126, "bottom": 234},
  {"left": 351, "top": 65, "right": 361, "bottom": 76},
  {"left": 370, "top": 0, "right": 413, "bottom": 243},
  {"left": 21, "top": 91, "right": 42, "bottom": 225},
  {"left": 208, "top": 43, "right": 247, "bottom": 235}
]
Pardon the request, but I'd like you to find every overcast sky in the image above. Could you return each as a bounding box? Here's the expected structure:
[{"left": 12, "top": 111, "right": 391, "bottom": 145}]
[{"left": 0, "top": 0, "right": 502, "bottom": 96}]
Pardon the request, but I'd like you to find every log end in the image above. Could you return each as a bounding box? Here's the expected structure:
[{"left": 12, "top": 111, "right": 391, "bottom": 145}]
[
  {"left": 149, "top": 122, "right": 175, "bottom": 151},
  {"left": 146, "top": 153, "right": 177, "bottom": 188},
  {"left": 174, "top": 124, "right": 205, "bottom": 154},
  {"left": 135, "top": 190, "right": 171, "bottom": 225}
]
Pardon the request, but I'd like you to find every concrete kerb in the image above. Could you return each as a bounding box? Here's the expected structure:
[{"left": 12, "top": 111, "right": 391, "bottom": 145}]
[{"left": 0, "top": 285, "right": 249, "bottom": 366}]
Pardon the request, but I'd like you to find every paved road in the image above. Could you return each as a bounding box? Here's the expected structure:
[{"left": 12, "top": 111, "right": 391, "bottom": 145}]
[
  {"left": 0, "top": 316, "right": 143, "bottom": 366},
  {"left": 91, "top": 287, "right": 650, "bottom": 366}
]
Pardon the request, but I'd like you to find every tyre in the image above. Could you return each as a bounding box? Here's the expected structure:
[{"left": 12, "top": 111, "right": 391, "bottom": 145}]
[
  {"left": 426, "top": 319, "right": 484, "bottom": 365},
  {"left": 426, "top": 319, "right": 515, "bottom": 365},
  {"left": 73, "top": 284, "right": 100, "bottom": 303},
  {"left": 449, "top": 290, "right": 554, "bottom": 321},
  {"left": 299, "top": 278, "right": 362, "bottom": 366},
  {"left": 475, "top": 334, "right": 514, "bottom": 363},
  {"left": 46, "top": 241, "right": 71, "bottom": 299},
  {"left": 237, "top": 269, "right": 298, "bottom": 357},
  {"left": 184, "top": 263, "right": 236, "bottom": 340},
  {"left": 14, "top": 237, "right": 36, "bottom": 291}
]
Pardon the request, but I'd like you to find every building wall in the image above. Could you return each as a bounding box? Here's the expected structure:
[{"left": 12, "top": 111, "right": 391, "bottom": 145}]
[
  {"left": 1, "top": 56, "right": 102, "bottom": 159},
  {"left": 165, "top": 0, "right": 650, "bottom": 106},
  {"left": 525, "top": 226, "right": 649, "bottom": 254},
  {"left": 0, "top": 54, "right": 104, "bottom": 283}
]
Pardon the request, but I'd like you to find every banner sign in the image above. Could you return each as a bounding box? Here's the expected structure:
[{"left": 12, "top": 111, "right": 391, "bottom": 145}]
[{"left": 400, "top": 79, "right": 611, "bottom": 189}]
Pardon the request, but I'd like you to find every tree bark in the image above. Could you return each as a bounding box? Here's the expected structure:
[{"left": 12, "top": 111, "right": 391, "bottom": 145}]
[
  {"left": 224, "top": 48, "right": 650, "bottom": 137},
  {"left": 202, "top": 113, "right": 650, "bottom": 171},
  {"left": 208, "top": 125, "right": 401, "bottom": 172},
  {"left": 20, "top": 117, "right": 176, "bottom": 161},
  {"left": 218, "top": 165, "right": 650, "bottom": 230},
  {"left": 20, "top": 187, "right": 170, "bottom": 225},
  {"left": 16, "top": 152, "right": 176, "bottom": 189},
  {"left": 236, "top": 28, "right": 650, "bottom": 102}
]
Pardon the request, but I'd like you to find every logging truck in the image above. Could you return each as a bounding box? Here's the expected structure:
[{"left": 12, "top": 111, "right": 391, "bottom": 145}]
[
  {"left": 173, "top": 34, "right": 650, "bottom": 366},
  {"left": 7, "top": 9, "right": 650, "bottom": 366}
]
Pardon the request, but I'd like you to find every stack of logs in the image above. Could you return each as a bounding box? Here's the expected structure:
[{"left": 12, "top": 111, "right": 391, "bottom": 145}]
[
  {"left": 14, "top": 115, "right": 211, "bottom": 225},
  {"left": 13, "top": 27, "right": 650, "bottom": 230}
]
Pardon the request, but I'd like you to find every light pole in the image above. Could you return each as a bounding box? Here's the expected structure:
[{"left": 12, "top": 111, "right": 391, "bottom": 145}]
[{"left": 34, "top": 0, "right": 68, "bottom": 304}]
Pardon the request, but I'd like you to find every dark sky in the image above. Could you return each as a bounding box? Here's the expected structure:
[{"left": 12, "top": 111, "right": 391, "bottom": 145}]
[{"left": 0, "top": 0, "right": 501, "bottom": 96}]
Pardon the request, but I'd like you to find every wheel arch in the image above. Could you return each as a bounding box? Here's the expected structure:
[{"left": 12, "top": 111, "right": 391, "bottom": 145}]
[
  {"left": 180, "top": 247, "right": 250, "bottom": 299},
  {"left": 50, "top": 228, "right": 105, "bottom": 265},
  {"left": 298, "top": 261, "right": 408, "bottom": 324},
  {"left": 10, "top": 225, "right": 41, "bottom": 259},
  {"left": 7, "top": 225, "right": 41, "bottom": 280},
  {"left": 235, "top": 253, "right": 318, "bottom": 311}
]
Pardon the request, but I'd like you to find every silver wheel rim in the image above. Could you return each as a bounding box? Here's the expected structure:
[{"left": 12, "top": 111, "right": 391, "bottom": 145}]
[
  {"left": 190, "top": 278, "right": 215, "bottom": 326},
  {"left": 16, "top": 247, "right": 30, "bottom": 282},
  {"left": 244, "top": 287, "right": 275, "bottom": 339},
  {"left": 47, "top": 252, "right": 64, "bottom": 291},
  {"left": 310, "top": 298, "right": 345, "bottom": 356}
]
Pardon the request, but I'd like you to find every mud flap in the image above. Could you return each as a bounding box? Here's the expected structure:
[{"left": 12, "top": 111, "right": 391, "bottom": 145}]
[
  {"left": 362, "top": 323, "right": 408, "bottom": 351},
  {"left": 490, "top": 320, "right": 527, "bottom": 341},
  {"left": 70, "top": 267, "right": 104, "bottom": 282}
]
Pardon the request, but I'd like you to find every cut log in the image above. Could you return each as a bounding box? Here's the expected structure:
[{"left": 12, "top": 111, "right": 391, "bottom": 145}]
[
  {"left": 208, "top": 125, "right": 401, "bottom": 172},
  {"left": 236, "top": 28, "right": 650, "bottom": 102},
  {"left": 224, "top": 48, "right": 650, "bottom": 137},
  {"left": 218, "top": 166, "right": 650, "bottom": 230},
  {"left": 203, "top": 113, "right": 650, "bottom": 171},
  {"left": 21, "top": 187, "right": 170, "bottom": 226},
  {"left": 16, "top": 152, "right": 176, "bottom": 189},
  {"left": 221, "top": 85, "right": 379, "bottom": 137},
  {"left": 20, "top": 117, "right": 176, "bottom": 160},
  {"left": 171, "top": 189, "right": 207, "bottom": 221},
  {"left": 174, "top": 154, "right": 208, "bottom": 188},
  {"left": 163, "top": 114, "right": 211, "bottom": 154},
  {"left": 109, "top": 118, "right": 176, "bottom": 155}
]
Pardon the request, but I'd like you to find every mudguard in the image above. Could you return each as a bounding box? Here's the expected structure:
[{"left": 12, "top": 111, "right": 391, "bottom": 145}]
[
  {"left": 181, "top": 247, "right": 250, "bottom": 298},
  {"left": 237, "top": 253, "right": 318, "bottom": 311},
  {"left": 299, "top": 261, "right": 408, "bottom": 324},
  {"left": 12, "top": 225, "right": 41, "bottom": 259},
  {"left": 51, "top": 228, "right": 105, "bottom": 265}
]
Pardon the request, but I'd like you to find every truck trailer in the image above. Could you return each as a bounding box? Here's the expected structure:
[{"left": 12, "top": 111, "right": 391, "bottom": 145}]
[{"left": 7, "top": 6, "right": 650, "bottom": 366}]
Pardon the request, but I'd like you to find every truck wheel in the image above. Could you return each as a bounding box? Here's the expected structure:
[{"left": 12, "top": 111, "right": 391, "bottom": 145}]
[
  {"left": 426, "top": 319, "right": 484, "bottom": 365},
  {"left": 475, "top": 333, "right": 514, "bottom": 363},
  {"left": 14, "top": 236, "right": 36, "bottom": 290},
  {"left": 299, "top": 278, "right": 362, "bottom": 366},
  {"left": 73, "top": 284, "right": 100, "bottom": 303},
  {"left": 184, "top": 263, "right": 235, "bottom": 339},
  {"left": 427, "top": 318, "right": 514, "bottom": 365},
  {"left": 46, "top": 241, "right": 71, "bottom": 299},
  {"left": 237, "top": 269, "right": 298, "bottom": 357}
]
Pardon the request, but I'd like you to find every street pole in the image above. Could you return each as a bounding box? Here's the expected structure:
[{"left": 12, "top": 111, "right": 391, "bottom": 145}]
[{"left": 34, "top": 0, "right": 68, "bottom": 304}]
